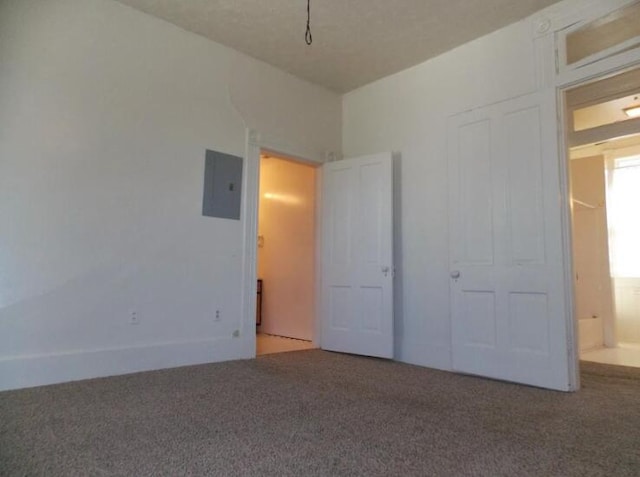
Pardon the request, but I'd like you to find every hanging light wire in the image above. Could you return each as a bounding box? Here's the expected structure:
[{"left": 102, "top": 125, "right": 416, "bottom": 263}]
[{"left": 305, "top": 0, "right": 312, "bottom": 45}]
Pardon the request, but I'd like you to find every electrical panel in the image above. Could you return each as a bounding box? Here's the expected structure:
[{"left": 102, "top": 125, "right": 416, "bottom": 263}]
[{"left": 202, "top": 149, "right": 243, "bottom": 220}]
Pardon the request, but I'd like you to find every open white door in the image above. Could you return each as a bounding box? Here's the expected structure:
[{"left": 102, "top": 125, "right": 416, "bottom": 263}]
[
  {"left": 448, "top": 91, "right": 573, "bottom": 390},
  {"left": 321, "top": 153, "right": 393, "bottom": 358}
]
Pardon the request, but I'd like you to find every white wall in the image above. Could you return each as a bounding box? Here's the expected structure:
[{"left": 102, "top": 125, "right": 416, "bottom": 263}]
[
  {"left": 342, "top": 0, "right": 602, "bottom": 370},
  {"left": 0, "top": 0, "right": 341, "bottom": 390},
  {"left": 257, "top": 157, "right": 316, "bottom": 341}
]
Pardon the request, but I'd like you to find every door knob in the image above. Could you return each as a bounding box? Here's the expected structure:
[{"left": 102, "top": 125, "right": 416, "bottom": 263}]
[
  {"left": 450, "top": 270, "right": 460, "bottom": 279},
  {"left": 382, "top": 266, "right": 390, "bottom": 277}
]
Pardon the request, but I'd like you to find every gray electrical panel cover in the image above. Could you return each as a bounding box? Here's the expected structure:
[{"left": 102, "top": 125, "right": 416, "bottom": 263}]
[{"left": 202, "top": 149, "right": 243, "bottom": 220}]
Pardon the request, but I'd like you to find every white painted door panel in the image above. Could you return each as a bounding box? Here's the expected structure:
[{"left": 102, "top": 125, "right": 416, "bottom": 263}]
[
  {"left": 448, "top": 91, "right": 572, "bottom": 390},
  {"left": 321, "top": 153, "right": 393, "bottom": 358}
]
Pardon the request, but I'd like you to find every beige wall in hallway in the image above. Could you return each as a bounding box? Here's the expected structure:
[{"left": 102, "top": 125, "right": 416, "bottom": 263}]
[
  {"left": 257, "top": 156, "right": 316, "bottom": 340},
  {"left": 570, "top": 155, "right": 614, "bottom": 350}
]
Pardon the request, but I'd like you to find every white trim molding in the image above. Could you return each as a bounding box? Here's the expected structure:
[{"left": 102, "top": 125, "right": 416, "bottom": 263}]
[{"left": 0, "top": 337, "right": 247, "bottom": 392}]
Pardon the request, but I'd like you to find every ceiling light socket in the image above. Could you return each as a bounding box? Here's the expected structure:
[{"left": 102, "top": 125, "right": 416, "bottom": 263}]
[{"left": 623, "top": 105, "right": 640, "bottom": 118}]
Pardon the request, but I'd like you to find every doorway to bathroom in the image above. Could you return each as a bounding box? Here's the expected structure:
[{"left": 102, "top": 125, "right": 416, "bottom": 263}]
[
  {"left": 565, "top": 66, "right": 640, "bottom": 367},
  {"left": 255, "top": 152, "right": 318, "bottom": 355}
]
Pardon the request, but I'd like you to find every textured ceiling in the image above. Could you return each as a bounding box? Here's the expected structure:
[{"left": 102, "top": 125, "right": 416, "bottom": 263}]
[{"left": 115, "top": 0, "right": 563, "bottom": 92}]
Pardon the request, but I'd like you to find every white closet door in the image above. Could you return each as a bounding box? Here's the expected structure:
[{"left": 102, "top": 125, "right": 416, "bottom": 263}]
[{"left": 448, "top": 91, "right": 572, "bottom": 390}]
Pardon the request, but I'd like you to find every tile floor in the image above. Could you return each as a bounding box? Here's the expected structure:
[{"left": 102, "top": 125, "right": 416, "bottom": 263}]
[
  {"left": 256, "top": 333, "right": 640, "bottom": 367},
  {"left": 581, "top": 342, "right": 640, "bottom": 368},
  {"left": 256, "top": 333, "right": 316, "bottom": 356}
]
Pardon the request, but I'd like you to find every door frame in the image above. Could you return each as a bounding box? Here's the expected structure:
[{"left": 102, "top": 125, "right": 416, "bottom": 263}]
[
  {"left": 560, "top": 64, "right": 640, "bottom": 354},
  {"left": 240, "top": 129, "right": 328, "bottom": 357},
  {"left": 547, "top": 0, "right": 640, "bottom": 391},
  {"left": 557, "top": 57, "right": 640, "bottom": 387}
]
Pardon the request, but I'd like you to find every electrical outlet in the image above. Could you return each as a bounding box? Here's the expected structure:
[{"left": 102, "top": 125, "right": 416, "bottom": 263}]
[
  {"left": 214, "top": 309, "right": 221, "bottom": 322},
  {"left": 129, "top": 309, "right": 139, "bottom": 325}
]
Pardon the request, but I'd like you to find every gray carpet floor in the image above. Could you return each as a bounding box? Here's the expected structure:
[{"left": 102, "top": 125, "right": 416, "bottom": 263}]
[{"left": 1, "top": 350, "right": 640, "bottom": 476}]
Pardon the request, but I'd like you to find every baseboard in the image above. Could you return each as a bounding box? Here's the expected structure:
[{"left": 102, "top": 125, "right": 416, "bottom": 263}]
[
  {"left": 397, "top": 340, "right": 453, "bottom": 371},
  {"left": 0, "top": 337, "right": 253, "bottom": 392}
]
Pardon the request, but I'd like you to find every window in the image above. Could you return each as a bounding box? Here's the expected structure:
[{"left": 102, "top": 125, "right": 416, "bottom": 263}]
[
  {"left": 565, "top": 1, "right": 640, "bottom": 67},
  {"left": 607, "top": 154, "right": 640, "bottom": 277}
]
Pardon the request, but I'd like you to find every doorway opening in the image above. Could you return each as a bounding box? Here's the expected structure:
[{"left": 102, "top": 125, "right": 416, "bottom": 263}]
[
  {"left": 255, "top": 152, "right": 319, "bottom": 356},
  {"left": 565, "top": 66, "right": 640, "bottom": 368}
]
